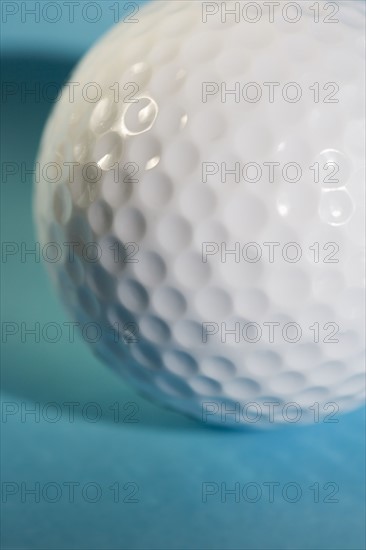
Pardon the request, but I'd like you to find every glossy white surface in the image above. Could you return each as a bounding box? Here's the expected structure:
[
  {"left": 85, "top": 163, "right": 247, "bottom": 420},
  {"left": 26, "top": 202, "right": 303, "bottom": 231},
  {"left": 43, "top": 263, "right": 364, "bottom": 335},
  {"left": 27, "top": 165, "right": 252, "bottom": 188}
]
[{"left": 35, "top": 1, "right": 365, "bottom": 425}]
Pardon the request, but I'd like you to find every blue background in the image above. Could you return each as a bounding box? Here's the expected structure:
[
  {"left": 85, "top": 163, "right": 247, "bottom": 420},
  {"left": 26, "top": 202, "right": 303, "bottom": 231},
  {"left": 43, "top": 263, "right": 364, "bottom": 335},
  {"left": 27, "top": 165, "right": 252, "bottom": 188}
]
[{"left": 1, "top": 1, "right": 365, "bottom": 549}]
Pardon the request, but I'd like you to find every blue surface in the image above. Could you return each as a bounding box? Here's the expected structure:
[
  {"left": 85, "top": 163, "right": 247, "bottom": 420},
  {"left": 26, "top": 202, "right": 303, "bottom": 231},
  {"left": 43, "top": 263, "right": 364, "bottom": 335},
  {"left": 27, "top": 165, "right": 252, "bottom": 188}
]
[
  {"left": 1, "top": 0, "right": 148, "bottom": 58},
  {"left": 1, "top": 4, "right": 366, "bottom": 549}
]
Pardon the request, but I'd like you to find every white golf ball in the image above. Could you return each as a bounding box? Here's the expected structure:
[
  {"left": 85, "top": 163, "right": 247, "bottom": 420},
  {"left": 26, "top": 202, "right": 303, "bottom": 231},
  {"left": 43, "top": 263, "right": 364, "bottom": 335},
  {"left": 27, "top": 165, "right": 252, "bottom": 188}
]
[{"left": 35, "top": 1, "right": 365, "bottom": 426}]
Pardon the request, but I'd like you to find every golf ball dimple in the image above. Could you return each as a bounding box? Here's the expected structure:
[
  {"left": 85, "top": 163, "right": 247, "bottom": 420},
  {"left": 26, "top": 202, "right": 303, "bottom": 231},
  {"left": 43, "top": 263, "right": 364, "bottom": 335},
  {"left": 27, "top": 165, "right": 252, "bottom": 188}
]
[{"left": 35, "top": 1, "right": 365, "bottom": 426}]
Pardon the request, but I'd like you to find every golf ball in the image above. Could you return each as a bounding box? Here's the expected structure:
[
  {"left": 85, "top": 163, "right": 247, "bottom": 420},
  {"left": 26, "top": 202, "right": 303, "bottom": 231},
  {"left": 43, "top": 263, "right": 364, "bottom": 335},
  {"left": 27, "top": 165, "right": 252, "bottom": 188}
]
[{"left": 35, "top": 0, "right": 365, "bottom": 426}]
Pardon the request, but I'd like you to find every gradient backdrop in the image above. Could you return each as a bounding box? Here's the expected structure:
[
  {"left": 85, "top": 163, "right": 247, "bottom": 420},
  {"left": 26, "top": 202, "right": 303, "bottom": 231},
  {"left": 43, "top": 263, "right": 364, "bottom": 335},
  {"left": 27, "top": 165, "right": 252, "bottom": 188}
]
[{"left": 1, "top": 1, "right": 365, "bottom": 549}]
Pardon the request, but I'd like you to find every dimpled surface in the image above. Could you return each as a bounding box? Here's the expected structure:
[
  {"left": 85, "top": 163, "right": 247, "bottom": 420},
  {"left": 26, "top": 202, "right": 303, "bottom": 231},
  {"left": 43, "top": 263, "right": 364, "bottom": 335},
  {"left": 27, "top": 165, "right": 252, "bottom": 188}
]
[{"left": 35, "top": 1, "right": 365, "bottom": 426}]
